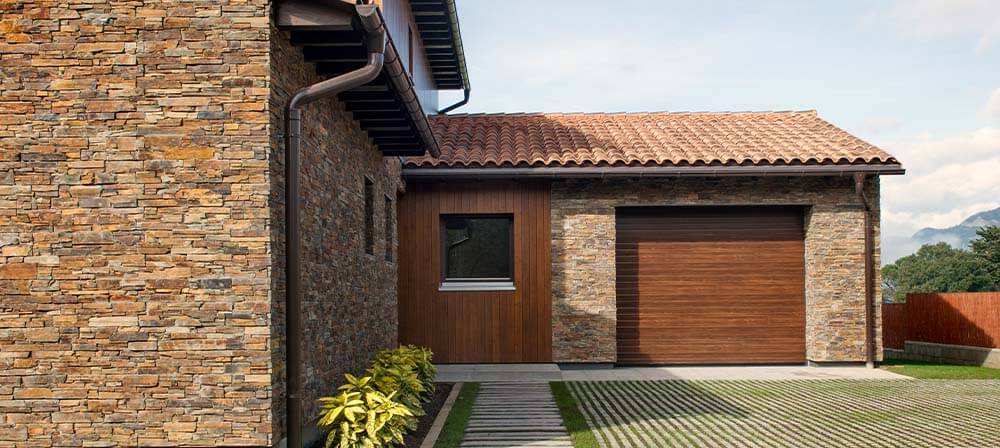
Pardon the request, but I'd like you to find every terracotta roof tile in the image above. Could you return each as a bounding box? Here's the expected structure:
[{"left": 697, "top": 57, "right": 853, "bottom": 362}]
[{"left": 405, "top": 111, "right": 899, "bottom": 168}]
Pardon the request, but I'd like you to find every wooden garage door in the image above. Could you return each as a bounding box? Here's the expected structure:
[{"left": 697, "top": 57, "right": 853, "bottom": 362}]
[{"left": 616, "top": 206, "right": 806, "bottom": 364}]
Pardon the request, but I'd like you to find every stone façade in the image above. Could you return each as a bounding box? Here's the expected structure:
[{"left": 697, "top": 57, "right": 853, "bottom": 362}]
[
  {"left": 268, "top": 25, "right": 403, "bottom": 442},
  {"left": 550, "top": 176, "right": 882, "bottom": 364},
  {"left": 0, "top": 2, "right": 402, "bottom": 446}
]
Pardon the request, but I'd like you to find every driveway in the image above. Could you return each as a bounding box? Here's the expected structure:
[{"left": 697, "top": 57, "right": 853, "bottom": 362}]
[
  {"left": 434, "top": 364, "right": 904, "bottom": 382},
  {"left": 567, "top": 380, "right": 1000, "bottom": 447}
]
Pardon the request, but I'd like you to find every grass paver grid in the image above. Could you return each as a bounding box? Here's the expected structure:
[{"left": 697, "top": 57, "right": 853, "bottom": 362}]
[{"left": 566, "top": 380, "right": 1000, "bottom": 448}]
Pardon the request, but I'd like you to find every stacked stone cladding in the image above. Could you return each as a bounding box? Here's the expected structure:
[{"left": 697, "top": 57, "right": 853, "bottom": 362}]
[
  {"left": 267, "top": 26, "right": 403, "bottom": 442},
  {"left": 0, "top": 2, "right": 402, "bottom": 446}
]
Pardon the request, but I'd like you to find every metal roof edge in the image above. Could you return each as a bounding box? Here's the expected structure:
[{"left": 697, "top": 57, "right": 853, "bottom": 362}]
[{"left": 402, "top": 164, "right": 907, "bottom": 179}]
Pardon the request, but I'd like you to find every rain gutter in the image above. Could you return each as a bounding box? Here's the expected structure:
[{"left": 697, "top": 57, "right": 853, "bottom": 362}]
[
  {"left": 436, "top": 0, "right": 471, "bottom": 114},
  {"left": 402, "top": 164, "right": 906, "bottom": 179}
]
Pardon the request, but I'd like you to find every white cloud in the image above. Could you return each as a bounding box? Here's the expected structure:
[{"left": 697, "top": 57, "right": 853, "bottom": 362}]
[
  {"left": 985, "top": 88, "right": 1000, "bottom": 121},
  {"left": 464, "top": 29, "right": 725, "bottom": 112},
  {"left": 880, "top": 126, "right": 1000, "bottom": 262},
  {"left": 860, "top": 116, "right": 902, "bottom": 134},
  {"left": 869, "top": 0, "right": 1000, "bottom": 51}
]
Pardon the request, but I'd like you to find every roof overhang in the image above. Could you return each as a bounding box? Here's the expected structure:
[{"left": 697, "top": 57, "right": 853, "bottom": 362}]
[
  {"left": 276, "top": 0, "right": 439, "bottom": 157},
  {"left": 402, "top": 164, "right": 907, "bottom": 179},
  {"left": 410, "top": 0, "right": 469, "bottom": 91}
]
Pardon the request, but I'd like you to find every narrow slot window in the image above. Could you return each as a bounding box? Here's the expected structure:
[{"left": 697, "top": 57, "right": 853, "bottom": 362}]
[
  {"left": 384, "top": 195, "right": 394, "bottom": 262},
  {"left": 364, "top": 177, "right": 374, "bottom": 255}
]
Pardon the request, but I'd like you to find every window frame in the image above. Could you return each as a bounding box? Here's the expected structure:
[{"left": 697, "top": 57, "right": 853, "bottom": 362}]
[
  {"left": 384, "top": 194, "right": 394, "bottom": 262},
  {"left": 363, "top": 176, "right": 375, "bottom": 255},
  {"left": 438, "top": 213, "right": 515, "bottom": 291}
]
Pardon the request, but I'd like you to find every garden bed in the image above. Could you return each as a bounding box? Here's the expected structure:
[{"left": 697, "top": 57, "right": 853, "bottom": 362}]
[{"left": 403, "top": 382, "right": 454, "bottom": 447}]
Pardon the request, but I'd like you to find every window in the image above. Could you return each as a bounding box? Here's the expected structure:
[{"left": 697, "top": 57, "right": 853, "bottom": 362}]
[
  {"left": 440, "top": 214, "right": 514, "bottom": 291},
  {"left": 407, "top": 27, "right": 414, "bottom": 79},
  {"left": 384, "top": 195, "right": 394, "bottom": 262},
  {"left": 364, "top": 177, "right": 374, "bottom": 255}
]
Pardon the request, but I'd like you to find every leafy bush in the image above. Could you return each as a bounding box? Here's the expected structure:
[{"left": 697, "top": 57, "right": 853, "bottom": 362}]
[
  {"left": 317, "top": 346, "right": 436, "bottom": 448},
  {"left": 317, "top": 375, "right": 412, "bottom": 448},
  {"left": 371, "top": 345, "right": 436, "bottom": 403}
]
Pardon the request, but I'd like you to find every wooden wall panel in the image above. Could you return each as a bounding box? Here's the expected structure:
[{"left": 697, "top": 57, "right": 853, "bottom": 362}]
[
  {"left": 398, "top": 181, "right": 552, "bottom": 363},
  {"left": 885, "top": 293, "right": 1000, "bottom": 349},
  {"left": 616, "top": 206, "right": 807, "bottom": 364},
  {"left": 882, "top": 303, "right": 906, "bottom": 350}
]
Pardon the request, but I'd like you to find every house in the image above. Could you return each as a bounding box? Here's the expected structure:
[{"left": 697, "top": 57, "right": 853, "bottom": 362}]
[
  {"left": 397, "top": 112, "right": 902, "bottom": 365},
  {"left": 0, "top": 0, "right": 901, "bottom": 447}
]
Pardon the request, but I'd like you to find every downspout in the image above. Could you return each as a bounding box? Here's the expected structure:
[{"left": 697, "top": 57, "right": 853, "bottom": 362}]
[
  {"left": 283, "top": 5, "right": 386, "bottom": 448},
  {"left": 438, "top": 87, "right": 470, "bottom": 114},
  {"left": 854, "top": 173, "right": 876, "bottom": 368},
  {"left": 436, "top": 0, "right": 470, "bottom": 114}
]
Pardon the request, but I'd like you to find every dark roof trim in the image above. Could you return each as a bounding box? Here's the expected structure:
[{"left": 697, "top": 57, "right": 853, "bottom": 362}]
[
  {"left": 276, "top": 0, "right": 439, "bottom": 157},
  {"left": 410, "top": 0, "right": 470, "bottom": 91},
  {"left": 403, "top": 164, "right": 906, "bottom": 179}
]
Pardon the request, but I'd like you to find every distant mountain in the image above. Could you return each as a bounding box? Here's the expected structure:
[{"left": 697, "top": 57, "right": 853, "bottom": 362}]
[{"left": 912, "top": 207, "right": 1000, "bottom": 249}]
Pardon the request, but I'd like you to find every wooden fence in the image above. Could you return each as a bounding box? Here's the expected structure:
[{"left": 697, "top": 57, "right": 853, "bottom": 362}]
[{"left": 882, "top": 292, "right": 1000, "bottom": 350}]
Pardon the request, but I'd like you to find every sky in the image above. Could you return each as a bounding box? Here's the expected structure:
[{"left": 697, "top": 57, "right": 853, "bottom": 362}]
[{"left": 440, "top": 0, "right": 1000, "bottom": 263}]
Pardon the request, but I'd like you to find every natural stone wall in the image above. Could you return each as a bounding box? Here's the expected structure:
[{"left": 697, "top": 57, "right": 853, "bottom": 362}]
[
  {"left": 551, "top": 177, "right": 882, "bottom": 363},
  {"left": 268, "top": 27, "right": 403, "bottom": 442},
  {"left": 0, "top": 1, "right": 272, "bottom": 446}
]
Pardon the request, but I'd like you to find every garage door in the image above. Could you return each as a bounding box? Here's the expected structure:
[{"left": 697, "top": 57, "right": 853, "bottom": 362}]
[{"left": 616, "top": 206, "right": 806, "bottom": 364}]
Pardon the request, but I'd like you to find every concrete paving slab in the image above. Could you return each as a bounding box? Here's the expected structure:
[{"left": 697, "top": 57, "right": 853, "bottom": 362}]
[{"left": 435, "top": 363, "right": 908, "bottom": 382}]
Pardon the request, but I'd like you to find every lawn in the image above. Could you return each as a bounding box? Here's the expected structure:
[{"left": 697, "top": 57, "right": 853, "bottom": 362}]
[
  {"left": 433, "top": 382, "right": 479, "bottom": 448},
  {"left": 881, "top": 358, "right": 1000, "bottom": 379},
  {"left": 551, "top": 382, "right": 599, "bottom": 448},
  {"left": 565, "top": 379, "right": 1000, "bottom": 447}
]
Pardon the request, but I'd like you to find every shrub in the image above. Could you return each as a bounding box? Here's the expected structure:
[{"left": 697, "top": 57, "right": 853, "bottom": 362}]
[
  {"left": 317, "top": 346, "right": 436, "bottom": 448},
  {"left": 371, "top": 345, "right": 436, "bottom": 404},
  {"left": 317, "top": 375, "right": 413, "bottom": 448}
]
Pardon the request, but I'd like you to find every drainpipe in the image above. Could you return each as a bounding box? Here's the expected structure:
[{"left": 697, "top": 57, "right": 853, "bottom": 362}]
[
  {"left": 438, "top": 87, "right": 470, "bottom": 114},
  {"left": 283, "top": 6, "right": 386, "bottom": 448},
  {"left": 854, "top": 173, "right": 876, "bottom": 368}
]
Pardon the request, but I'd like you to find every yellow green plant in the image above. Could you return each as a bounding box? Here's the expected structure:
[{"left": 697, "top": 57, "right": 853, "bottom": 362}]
[
  {"left": 371, "top": 345, "right": 436, "bottom": 401},
  {"left": 317, "top": 375, "right": 413, "bottom": 448},
  {"left": 317, "top": 346, "right": 436, "bottom": 448}
]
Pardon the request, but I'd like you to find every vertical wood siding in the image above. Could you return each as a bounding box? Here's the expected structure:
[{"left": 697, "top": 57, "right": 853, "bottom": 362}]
[
  {"left": 882, "top": 303, "right": 906, "bottom": 349},
  {"left": 883, "top": 293, "right": 1000, "bottom": 349},
  {"left": 397, "top": 181, "right": 553, "bottom": 363}
]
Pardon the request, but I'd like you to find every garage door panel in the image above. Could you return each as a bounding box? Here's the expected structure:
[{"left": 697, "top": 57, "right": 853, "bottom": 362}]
[{"left": 616, "top": 206, "right": 806, "bottom": 364}]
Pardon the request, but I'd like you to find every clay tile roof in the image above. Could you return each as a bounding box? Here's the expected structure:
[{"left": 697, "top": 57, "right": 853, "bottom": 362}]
[{"left": 405, "top": 111, "right": 899, "bottom": 168}]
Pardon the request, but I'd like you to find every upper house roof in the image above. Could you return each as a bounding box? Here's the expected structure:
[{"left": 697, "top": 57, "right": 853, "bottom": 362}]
[{"left": 405, "top": 111, "right": 900, "bottom": 169}]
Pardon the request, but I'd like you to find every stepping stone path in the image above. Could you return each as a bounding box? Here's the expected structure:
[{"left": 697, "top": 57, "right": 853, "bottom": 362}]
[{"left": 461, "top": 382, "right": 571, "bottom": 447}]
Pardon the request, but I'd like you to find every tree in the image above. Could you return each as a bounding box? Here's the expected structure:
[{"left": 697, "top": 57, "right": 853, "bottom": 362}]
[
  {"left": 881, "top": 242, "right": 994, "bottom": 302},
  {"left": 970, "top": 225, "right": 1000, "bottom": 288}
]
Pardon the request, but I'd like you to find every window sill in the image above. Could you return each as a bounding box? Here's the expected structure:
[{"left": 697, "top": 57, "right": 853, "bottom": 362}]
[{"left": 438, "top": 281, "right": 515, "bottom": 292}]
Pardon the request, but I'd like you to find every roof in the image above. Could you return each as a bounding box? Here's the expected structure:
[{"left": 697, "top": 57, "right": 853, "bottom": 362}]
[
  {"left": 405, "top": 111, "right": 899, "bottom": 169},
  {"left": 410, "top": 0, "right": 469, "bottom": 91}
]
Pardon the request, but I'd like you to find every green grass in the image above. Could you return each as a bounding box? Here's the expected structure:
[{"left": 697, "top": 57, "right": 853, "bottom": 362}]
[
  {"left": 881, "top": 358, "right": 1000, "bottom": 379},
  {"left": 433, "top": 382, "right": 479, "bottom": 448},
  {"left": 551, "top": 382, "right": 600, "bottom": 448}
]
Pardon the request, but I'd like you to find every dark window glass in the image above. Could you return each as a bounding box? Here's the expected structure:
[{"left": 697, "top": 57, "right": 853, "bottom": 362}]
[
  {"left": 384, "top": 195, "right": 393, "bottom": 262},
  {"left": 407, "top": 27, "right": 414, "bottom": 79},
  {"left": 364, "top": 178, "right": 374, "bottom": 255},
  {"left": 442, "top": 215, "right": 512, "bottom": 281}
]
